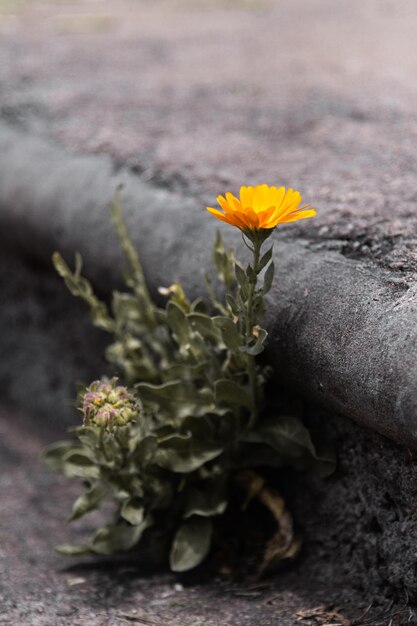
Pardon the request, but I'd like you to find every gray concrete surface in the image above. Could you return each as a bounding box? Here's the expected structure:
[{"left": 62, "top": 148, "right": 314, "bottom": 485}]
[
  {"left": 0, "top": 122, "right": 416, "bottom": 447},
  {"left": 0, "top": 1, "right": 416, "bottom": 447},
  {"left": 0, "top": 0, "right": 417, "bottom": 273}
]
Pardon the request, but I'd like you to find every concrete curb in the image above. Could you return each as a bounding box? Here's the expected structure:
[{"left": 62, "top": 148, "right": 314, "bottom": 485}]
[{"left": 1, "top": 122, "right": 416, "bottom": 446}]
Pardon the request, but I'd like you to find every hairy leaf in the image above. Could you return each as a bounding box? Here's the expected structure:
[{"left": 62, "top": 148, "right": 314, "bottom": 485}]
[
  {"left": 244, "top": 415, "right": 335, "bottom": 475},
  {"left": 121, "top": 498, "right": 145, "bottom": 525},
  {"left": 62, "top": 450, "right": 101, "bottom": 479},
  {"left": 43, "top": 441, "right": 78, "bottom": 473},
  {"left": 56, "top": 544, "right": 92, "bottom": 556},
  {"left": 213, "top": 316, "right": 242, "bottom": 352},
  {"left": 91, "top": 520, "right": 151, "bottom": 555},
  {"left": 155, "top": 433, "right": 223, "bottom": 473},
  {"left": 170, "top": 517, "right": 213, "bottom": 572},
  {"left": 137, "top": 380, "right": 216, "bottom": 420},
  {"left": 183, "top": 482, "right": 228, "bottom": 518},
  {"left": 188, "top": 312, "right": 221, "bottom": 343},
  {"left": 68, "top": 483, "right": 107, "bottom": 521}
]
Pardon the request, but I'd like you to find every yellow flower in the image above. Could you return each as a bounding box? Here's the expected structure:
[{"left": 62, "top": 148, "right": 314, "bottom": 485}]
[{"left": 207, "top": 184, "right": 316, "bottom": 232}]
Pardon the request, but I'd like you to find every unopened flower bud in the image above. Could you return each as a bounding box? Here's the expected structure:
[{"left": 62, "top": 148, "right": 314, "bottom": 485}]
[{"left": 81, "top": 378, "right": 140, "bottom": 431}]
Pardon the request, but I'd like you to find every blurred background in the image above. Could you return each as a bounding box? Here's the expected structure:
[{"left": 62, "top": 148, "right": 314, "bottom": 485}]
[{"left": 1, "top": 0, "right": 417, "bottom": 263}]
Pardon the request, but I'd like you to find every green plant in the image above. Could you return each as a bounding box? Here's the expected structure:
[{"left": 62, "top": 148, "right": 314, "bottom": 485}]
[{"left": 44, "top": 185, "right": 333, "bottom": 573}]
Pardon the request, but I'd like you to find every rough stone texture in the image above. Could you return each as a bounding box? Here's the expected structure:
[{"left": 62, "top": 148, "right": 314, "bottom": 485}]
[
  {"left": 0, "top": 123, "right": 416, "bottom": 447},
  {"left": 0, "top": 249, "right": 109, "bottom": 434},
  {"left": 286, "top": 410, "right": 417, "bottom": 608}
]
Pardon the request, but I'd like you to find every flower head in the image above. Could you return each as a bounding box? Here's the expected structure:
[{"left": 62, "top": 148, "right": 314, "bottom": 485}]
[
  {"left": 81, "top": 378, "right": 140, "bottom": 431},
  {"left": 207, "top": 184, "right": 316, "bottom": 232}
]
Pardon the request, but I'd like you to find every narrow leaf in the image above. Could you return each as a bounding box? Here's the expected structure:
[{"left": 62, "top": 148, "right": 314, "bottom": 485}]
[
  {"left": 262, "top": 261, "right": 275, "bottom": 295},
  {"left": 56, "top": 544, "right": 92, "bottom": 556},
  {"left": 258, "top": 247, "right": 273, "bottom": 273}
]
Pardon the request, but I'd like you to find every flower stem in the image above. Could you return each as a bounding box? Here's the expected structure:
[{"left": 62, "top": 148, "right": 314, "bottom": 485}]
[{"left": 245, "top": 233, "right": 262, "bottom": 429}]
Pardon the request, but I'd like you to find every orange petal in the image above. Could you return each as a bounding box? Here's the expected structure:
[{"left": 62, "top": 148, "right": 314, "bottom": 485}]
[
  {"left": 257, "top": 205, "right": 279, "bottom": 228},
  {"left": 207, "top": 207, "right": 228, "bottom": 219},
  {"left": 236, "top": 207, "right": 260, "bottom": 228},
  {"left": 225, "top": 192, "right": 242, "bottom": 212},
  {"left": 280, "top": 208, "right": 317, "bottom": 223},
  {"left": 240, "top": 185, "right": 254, "bottom": 208},
  {"left": 217, "top": 195, "right": 235, "bottom": 214}
]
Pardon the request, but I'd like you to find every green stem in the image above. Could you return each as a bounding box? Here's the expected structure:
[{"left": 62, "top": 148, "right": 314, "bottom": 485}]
[{"left": 245, "top": 233, "right": 262, "bottom": 429}]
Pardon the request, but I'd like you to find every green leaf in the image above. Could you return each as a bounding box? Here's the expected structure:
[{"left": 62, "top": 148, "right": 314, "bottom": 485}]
[
  {"left": 68, "top": 483, "right": 106, "bottom": 522},
  {"left": 187, "top": 312, "right": 220, "bottom": 342},
  {"left": 121, "top": 498, "right": 145, "bottom": 525},
  {"left": 213, "top": 316, "right": 242, "bottom": 352},
  {"left": 76, "top": 427, "right": 99, "bottom": 448},
  {"left": 183, "top": 482, "right": 228, "bottom": 519},
  {"left": 129, "top": 433, "right": 158, "bottom": 464},
  {"left": 191, "top": 297, "right": 208, "bottom": 314},
  {"left": 43, "top": 441, "right": 77, "bottom": 473},
  {"left": 244, "top": 415, "right": 335, "bottom": 476},
  {"left": 91, "top": 520, "right": 151, "bottom": 555},
  {"left": 214, "top": 379, "right": 252, "bottom": 408},
  {"left": 109, "top": 188, "right": 155, "bottom": 325},
  {"left": 212, "top": 231, "right": 235, "bottom": 287},
  {"left": 166, "top": 300, "right": 190, "bottom": 346},
  {"left": 241, "top": 328, "right": 268, "bottom": 356},
  {"left": 52, "top": 252, "right": 115, "bottom": 333},
  {"left": 137, "top": 380, "right": 216, "bottom": 420},
  {"left": 56, "top": 543, "right": 92, "bottom": 556},
  {"left": 155, "top": 433, "right": 223, "bottom": 473},
  {"left": 235, "top": 263, "right": 249, "bottom": 298},
  {"left": 262, "top": 261, "right": 275, "bottom": 295},
  {"left": 246, "top": 264, "right": 257, "bottom": 281},
  {"left": 225, "top": 294, "right": 239, "bottom": 316},
  {"left": 170, "top": 517, "right": 213, "bottom": 572},
  {"left": 165, "top": 361, "right": 209, "bottom": 382},
  {"left": 258, "top": 247, "right": 273, "bottom": 273},
  {"left": 62, "top": 450, "right": 101, "bottom": 479}
]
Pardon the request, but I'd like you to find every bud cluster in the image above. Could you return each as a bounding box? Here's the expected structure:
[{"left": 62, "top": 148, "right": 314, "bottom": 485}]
[{"left": 81, "top": 378, "right": 140, "bottom": 431}]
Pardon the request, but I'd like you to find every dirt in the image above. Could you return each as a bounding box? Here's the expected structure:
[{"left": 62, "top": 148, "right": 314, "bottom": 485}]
[
  {"left": 0, "top": 408, "right": 357, "bottom": 626},
  {"left": 2, "top": 403, "right": 417, "bottom": 625},
  {"left": 0, "top": 0, "right": 416, "bottom": 277}
]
